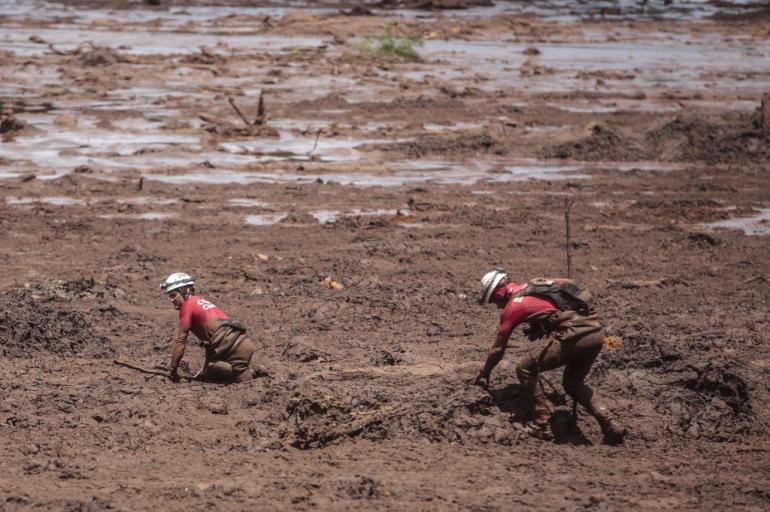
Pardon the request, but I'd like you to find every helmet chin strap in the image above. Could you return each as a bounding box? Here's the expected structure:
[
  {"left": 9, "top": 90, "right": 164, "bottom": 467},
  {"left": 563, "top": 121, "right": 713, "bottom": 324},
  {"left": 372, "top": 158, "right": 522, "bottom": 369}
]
[{"left": 492, "top": 280, "right": 510, "bottom": 302}]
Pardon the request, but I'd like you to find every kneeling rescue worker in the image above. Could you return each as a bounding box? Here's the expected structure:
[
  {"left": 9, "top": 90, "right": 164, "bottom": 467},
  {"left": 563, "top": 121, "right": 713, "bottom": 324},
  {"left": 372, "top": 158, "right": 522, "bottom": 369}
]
[
  {"left": 161, "top": 272, "right": 256, "bottom": 383},
  {"left": 473, "top": 269, "right": 626, "bottom": 444}
]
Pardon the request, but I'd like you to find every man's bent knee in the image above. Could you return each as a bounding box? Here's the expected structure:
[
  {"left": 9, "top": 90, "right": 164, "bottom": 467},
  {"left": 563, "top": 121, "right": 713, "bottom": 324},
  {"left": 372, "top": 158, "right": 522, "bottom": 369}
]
[{"left": 516, "top": 356, "right": 537, "bottom": 383}]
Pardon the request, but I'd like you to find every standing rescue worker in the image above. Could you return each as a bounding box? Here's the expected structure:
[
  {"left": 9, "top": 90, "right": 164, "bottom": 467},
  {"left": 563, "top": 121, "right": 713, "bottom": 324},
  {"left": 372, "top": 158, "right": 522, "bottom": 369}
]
[
  {"left": 161, "top": 272, "right": 256, "bottom": 384},
  {"left": 472, "top": 269, "right": 626, "bottom": 444}
]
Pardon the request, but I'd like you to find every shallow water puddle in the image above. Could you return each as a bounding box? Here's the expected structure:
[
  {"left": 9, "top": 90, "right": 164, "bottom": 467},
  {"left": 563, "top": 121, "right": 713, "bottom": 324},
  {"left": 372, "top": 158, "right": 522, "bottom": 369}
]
[
  {"left": 391, "top": 0, "right": 764, "bottom": 22},
  {"left": 6, "top": 196, "right": 85, "bottom": 206},
  {"left": 0, "top": 0, "right": 337, "bottom": 30},
  {"left": 244, "top": 213, "right": 288, "bottom": 226},
  {"left": 417, "top": 38, "right": 769, "bottom": 98},
  {"left": 6, "top": 195, "right": 180, "bottom": 207},
  {"left": 145, "top": 159, "right": 587, "bottom": 187},
  {"left": 245, "top": 208, "right": 411, "bottom": 226},
  {"left": 219, "top": 133, "right": 393, "bottom": 163},
  {"left": 99, "top": 212, "right": 177, "bottom": 221},
  {"left": 2, "top": 0, "right": 762, "bottom": 28},
  {"left": 228, "top": 198, "right": 269, "bottom": 208},
  {"left": 1, "top": 28, "right": 326, "bottom": 57},
  {"left": 702, "top": 209, "right": 770, "bottom": 236},
  {"left": 423, "top": 122, "right": 484, "bottom": 132},
  {"left": 311, "top": 208, "right": 410, "bottom": 224}
]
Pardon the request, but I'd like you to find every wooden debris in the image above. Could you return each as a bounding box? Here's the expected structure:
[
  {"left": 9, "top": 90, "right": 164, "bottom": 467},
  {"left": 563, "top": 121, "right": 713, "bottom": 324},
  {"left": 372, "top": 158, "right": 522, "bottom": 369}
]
[{"left": 761, "top": 93, "right": 770, "bottom": 132}]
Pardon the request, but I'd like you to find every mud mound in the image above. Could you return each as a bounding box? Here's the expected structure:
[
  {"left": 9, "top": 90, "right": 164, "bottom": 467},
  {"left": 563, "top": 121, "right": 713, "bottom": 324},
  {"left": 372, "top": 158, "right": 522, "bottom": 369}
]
[
  {"left": 280, "top": 210, "right": 319, "bottom": 225},
  {"left": 371, "top": 382, "right": 513, "bottom": 444},
  {"left": 631, "top": 198, "right": 722, "bottom": 222},
  {"left": 292, "top": 93, "right": 349, "bottom": 111},
  {"left": 73, "top": 44, "right": 121, "bottom": 67},
  {"left": 0, "top": 289, "right": 113, "bottom": 358},
  {"left": 25, "top": 277, "right": 123, "bottom": 302},
  {"left": 279, "top": 376, "right": 530, "bottom": 449},
  {"left": 646, "top": 113, "right": 770, "bottom": 164},
  {"left": 281, "top": 339, "right": 330, "bottom": 362},
  {"left": 595, "top": 335, "right": 761, "bottom": 441},
  {"left": 371, "top": 132, "right": 505, "bottom": 158},
  {"left": 674, "top": 361, "right": 753, "bottom": 436},
  {"left": 541, "top": 123, "right": 651, "bottom": 161},
  {"left": 280, "top": 390, "right": 357, "bottom": 448},
  {"left": 1, "top": 108, "right": 25, "bottom": 134}
]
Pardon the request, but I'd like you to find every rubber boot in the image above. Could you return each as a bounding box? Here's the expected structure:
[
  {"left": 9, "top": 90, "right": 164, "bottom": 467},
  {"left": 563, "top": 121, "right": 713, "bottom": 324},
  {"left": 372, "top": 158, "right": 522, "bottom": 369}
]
[
  {"left": 594, "top": 406, "right": 626, "bottom": 445},
  {"left": 568, "top": 385, "right": 626, "bottom": 445},
  {"left": 205, "top": 360, "right": 234, "bottom": 382},
  {"left": 522, "top": 379, "right": 554, "bottom": 440}
]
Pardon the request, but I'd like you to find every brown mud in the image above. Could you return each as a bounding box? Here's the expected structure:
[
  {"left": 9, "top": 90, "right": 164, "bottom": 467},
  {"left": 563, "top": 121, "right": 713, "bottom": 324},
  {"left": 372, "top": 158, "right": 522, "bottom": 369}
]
[{"left": 1, "top": 1, "right": 769, "bottom": 511}]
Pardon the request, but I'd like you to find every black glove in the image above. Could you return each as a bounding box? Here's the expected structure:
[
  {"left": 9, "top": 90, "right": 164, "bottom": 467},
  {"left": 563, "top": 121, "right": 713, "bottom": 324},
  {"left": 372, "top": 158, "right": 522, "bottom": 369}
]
[{"left": 169, "top": 368, "right": 180, "bottom": 383}]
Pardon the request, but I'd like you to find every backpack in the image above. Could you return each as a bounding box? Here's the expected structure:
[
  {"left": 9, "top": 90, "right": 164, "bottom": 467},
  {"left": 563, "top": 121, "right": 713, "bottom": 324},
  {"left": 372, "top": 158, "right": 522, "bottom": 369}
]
[{"left": 512, "top": 278, "right": 593, "bottom": 315}]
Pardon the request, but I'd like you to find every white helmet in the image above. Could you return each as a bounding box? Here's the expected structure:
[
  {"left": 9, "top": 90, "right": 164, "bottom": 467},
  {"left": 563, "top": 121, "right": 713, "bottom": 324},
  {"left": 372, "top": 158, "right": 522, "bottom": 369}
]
[
  {"left": 479, "top": 269, "right": 508, "bottom": 304},
  {"left": 160, "top": 272, "right": 195, "bottom": 293}
]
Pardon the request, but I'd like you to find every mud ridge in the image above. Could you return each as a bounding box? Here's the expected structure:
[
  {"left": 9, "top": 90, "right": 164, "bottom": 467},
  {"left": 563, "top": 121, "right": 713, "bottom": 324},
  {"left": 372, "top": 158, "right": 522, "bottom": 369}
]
[
  {"left": 370, "top": 131, "right": 505, "bottom": 158},
  {"left": 0, "top": 287, "right": 113, "bottom": 358}
]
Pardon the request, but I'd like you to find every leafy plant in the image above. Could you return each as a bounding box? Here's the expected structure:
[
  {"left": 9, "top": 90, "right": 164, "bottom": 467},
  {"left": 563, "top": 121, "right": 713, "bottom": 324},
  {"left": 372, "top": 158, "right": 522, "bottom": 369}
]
[{"left": 359, "top": 24, "right": 424, "bottom": 61}]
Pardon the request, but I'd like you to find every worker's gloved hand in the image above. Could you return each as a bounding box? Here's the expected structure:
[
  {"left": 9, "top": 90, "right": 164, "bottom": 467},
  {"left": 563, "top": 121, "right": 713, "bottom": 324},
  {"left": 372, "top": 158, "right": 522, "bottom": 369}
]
[
  {"left": 169, "top": 368, "right": 180, "bottom": 383},
  {"left": 471, "top": 370, "right": 490, "bottom": 389}
]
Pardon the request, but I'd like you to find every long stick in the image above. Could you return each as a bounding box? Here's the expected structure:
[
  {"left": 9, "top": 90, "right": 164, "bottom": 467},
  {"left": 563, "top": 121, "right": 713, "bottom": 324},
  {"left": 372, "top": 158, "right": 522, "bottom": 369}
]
[
  {"left": 227, "top": 96, "right": 252, "bottom": 127},
  {"left": 254, "top": 91, "right": 266, "bottom": 125},
  {"left": 564, "top": 197, "right": 575, "bottom": 279},
  {"left": 564, "top": 196, "right": 578, "bottom": 426},
  {"left": 113, "top": 359, "right": 196, "bottom": 381}
]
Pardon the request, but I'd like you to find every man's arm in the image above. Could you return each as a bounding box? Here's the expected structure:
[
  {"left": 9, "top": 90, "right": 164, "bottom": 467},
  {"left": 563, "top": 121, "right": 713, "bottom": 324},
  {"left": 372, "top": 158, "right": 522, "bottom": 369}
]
[
  {"left": 169, "top": 326, "right": 189, "bottom": 381},
  {"left": 472, "top": 317, "right": 516, "bottom": 388},
  {"left": 473, "top": 309, "right": 522, "bottom": 388}
]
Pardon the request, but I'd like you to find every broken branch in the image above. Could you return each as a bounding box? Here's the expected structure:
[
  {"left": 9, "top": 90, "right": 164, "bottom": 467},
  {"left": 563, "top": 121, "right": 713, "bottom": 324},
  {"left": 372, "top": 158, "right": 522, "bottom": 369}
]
[
  {"left": 227, "top": 96, "right": 253, "bottom": 127},
  {"left": 564, "top": 197, "right": 575, "bottom": 279}
]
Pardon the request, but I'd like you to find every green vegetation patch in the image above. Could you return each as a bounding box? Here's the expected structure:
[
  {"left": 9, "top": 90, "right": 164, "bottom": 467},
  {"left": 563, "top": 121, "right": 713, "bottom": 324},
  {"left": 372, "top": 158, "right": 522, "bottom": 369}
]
[{"left": 359, "top": 24, "right": 424, "bottom": 62}]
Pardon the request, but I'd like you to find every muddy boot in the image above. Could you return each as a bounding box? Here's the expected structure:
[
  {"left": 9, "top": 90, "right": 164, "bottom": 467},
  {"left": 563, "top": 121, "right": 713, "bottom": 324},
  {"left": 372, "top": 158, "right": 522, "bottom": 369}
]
[
  {"left": 594, "top": 407, "right": 626, "bottom": 445},
  {"left": 517, "top": 364, "right": 553, "bottom": 440},
  {"left": 567, "top": 384, "right": 626, "bottom": 445},
  {"left": 524, "top": 383, "right": 554, "bottom": 441},
  {"left": 205, "top": 360, "right": 234, "bottom": 382}
]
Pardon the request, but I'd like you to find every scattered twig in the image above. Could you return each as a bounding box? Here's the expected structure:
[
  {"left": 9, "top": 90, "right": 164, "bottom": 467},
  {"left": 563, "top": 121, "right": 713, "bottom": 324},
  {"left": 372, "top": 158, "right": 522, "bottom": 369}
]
[
  {"left": 307, "top": 128, "right": 322, "bottom": 156},
  {"left": 198, "top": 114, "right": 220, "bottom": 125},
  {"left": 254, "top": 91, "right": 266, "bottom": 125},
  {"left": 113, "top": 359, "right": 196, "bottom": 381},
  {"left": 562, "top": 196, "right": 578, "bottom": 424},
  {"left": 227, "top": 93, "right": 268, "bottom": 127},
  {"left": 227, "top": 96, "right": 252, "bottom": 127},
  {"left": 761, "top": 93, "right": 770, "bottom": 132}
]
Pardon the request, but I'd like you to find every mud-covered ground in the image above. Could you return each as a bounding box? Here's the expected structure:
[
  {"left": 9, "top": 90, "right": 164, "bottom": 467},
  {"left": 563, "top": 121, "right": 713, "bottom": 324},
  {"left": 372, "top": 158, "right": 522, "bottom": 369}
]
[{"left": 1, "top": 1, "right": 769, "bottom": 510}]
